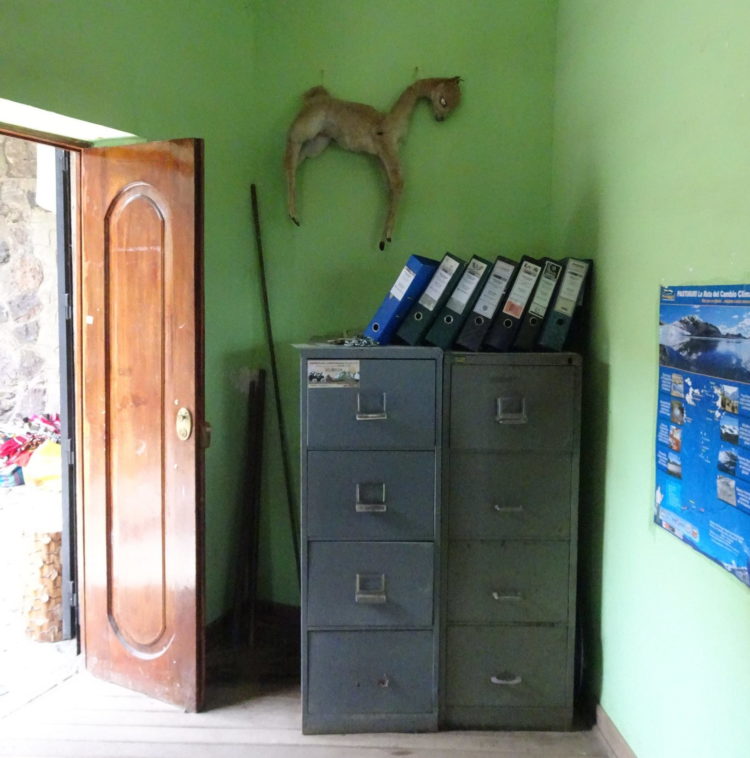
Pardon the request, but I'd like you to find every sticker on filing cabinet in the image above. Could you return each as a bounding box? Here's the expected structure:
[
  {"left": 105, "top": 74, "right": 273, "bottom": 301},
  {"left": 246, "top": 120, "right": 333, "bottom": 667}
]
[{"left": 307, "top": 360, "right": 360, "bottom": 387}]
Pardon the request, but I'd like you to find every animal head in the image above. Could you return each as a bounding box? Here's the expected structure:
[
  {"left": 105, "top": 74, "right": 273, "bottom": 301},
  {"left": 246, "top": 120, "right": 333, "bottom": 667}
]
[{"left": 430, "top": 76, "right": 462, "bottom": 121}]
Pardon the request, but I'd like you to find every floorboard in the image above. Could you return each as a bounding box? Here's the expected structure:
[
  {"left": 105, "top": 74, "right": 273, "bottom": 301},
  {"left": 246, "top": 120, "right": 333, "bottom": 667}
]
[{"left": 0, "top": 672, "right": 613, "bottom": 758}]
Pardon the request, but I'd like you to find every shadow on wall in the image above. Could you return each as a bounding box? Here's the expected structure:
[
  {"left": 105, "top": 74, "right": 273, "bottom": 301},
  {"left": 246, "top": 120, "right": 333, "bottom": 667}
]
[
  {"left": 216, "top": 347, "right": 301, "bottom": 607},
  {"left": 215, "top": 349, "right": 272, "bottom": 614},
  {"left": 562, "top": 186, "right": 608, "bottom": 724},
  {"left": 577, "top": 358, "right": 608, "bottom": 722}
]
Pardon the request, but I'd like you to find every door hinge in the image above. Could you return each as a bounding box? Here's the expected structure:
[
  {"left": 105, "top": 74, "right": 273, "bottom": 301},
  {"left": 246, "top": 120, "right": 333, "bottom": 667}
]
[
  {"left": 68, "top": 580, "right": 77, "bottom": 608},
  {"left": 66, "top": 440, "right": 75, "bottom": 467},
  {"left": 63, "top": 292, "right": 73, "bottom": 321}
]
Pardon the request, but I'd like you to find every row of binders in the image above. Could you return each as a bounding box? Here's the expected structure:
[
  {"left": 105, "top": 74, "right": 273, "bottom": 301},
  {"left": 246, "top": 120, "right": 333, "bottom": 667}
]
[{"left": 364, "top": 253, "right": 591, "bottom": 352}]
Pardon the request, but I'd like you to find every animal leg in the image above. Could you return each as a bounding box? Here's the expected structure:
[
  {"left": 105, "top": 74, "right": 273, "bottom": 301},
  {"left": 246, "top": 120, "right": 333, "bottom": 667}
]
[
  {"left": 284, "top": 137, "right": 303, "bottom": 225},
  {"left": 301, "top": 134, "right": 331, "bottom": 160},
  {"left": 377, "top": 145, "right": 404, "bottom": 250},
  {"left": 284, "top": 133, "right": 331, "bottom": 226}
]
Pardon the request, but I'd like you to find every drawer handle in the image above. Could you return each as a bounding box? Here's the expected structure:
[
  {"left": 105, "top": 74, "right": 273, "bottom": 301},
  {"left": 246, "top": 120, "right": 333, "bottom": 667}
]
[
  {"left": 495, "top": 396, "right": 527, "bottom": 424},
  {"left": 356, "top": 392, "right": 388, "bottom": 421},
  {"left": 355, "top": 573, "right": 387, "bottom": 604},
  {"left": 355, "top": 483, "right": 387, "bottom": 513},
  {"left": 377, "top": 675, "right": 390, "bottom": 688},
  {"left": 492, "top": 591, "right": 523, "bottom": 602},
  {"left": 356, "top": 502, "right": 388, "bottom": 513},
  {"left": 490, "top": 675, "right": 522, "bottom": 686},
  {"left": 493, "top": 504, "right": 524, "bottom": 513},
  {"left": 355, "top": 591, "right": 387, "bottom": 604}
]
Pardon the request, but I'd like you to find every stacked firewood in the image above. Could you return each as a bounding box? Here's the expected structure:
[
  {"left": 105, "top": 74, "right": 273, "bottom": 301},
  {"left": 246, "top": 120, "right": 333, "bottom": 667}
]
[{"left": 23, "top": 531, "right": 63, "bottom": 642}]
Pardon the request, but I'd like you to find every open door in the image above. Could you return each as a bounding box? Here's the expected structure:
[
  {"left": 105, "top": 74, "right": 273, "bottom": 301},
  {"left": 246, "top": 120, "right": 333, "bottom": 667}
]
[{"left": 78, "top": 139, "right": 205, "bottom": 711}]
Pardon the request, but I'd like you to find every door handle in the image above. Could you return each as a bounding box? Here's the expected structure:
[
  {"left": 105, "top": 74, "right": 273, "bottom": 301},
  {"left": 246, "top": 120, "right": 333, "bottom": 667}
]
[{"left": 176, "top": 407, "right": 193, "bottom": 441}]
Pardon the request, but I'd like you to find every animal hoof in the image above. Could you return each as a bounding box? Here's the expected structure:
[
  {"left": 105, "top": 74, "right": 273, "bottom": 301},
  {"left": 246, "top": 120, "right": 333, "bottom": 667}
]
[
  {"left": 379, "top": 240, "right": 385, "bottom": 251},
  {"left": 291, "top": 215, "right": 300, "bottom": 226}
]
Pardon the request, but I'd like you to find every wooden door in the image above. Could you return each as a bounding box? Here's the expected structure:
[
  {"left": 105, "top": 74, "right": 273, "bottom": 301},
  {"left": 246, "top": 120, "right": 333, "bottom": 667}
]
[{"left": 79, "top": 140, "right": 205, "bottom": 711}]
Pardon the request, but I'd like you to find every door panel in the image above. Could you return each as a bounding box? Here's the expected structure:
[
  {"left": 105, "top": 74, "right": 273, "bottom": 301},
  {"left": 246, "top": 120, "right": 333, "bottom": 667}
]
[{"left": 80, "top": 140, "right": 204, "bottom": 710}]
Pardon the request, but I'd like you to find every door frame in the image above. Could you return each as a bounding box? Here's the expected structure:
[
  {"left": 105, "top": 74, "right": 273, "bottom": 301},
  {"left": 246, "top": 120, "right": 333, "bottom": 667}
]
[
  {"left": 55, "top": 147, "right": 78, "bottom": 641},
  {"left": 1, "top": 127, "right": 206, "bottom": 705},
  {"left": 1, "top": 126, "right": 88, "bottom": 650}
]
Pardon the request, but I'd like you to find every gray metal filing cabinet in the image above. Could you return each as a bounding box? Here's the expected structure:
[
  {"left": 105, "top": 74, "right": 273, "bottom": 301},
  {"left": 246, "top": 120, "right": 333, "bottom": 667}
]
[
  {"left": 442, "top": 352, "right": 581, "bottom": 730},
  {"left": 299, "top": 345, "right": 443, "bottom": 734}
]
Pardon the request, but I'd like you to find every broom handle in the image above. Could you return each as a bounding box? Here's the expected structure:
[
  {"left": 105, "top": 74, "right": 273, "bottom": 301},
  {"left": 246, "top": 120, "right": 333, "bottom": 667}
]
[{"left": 250, "top": 183, "right": 301, "bottom": 588}]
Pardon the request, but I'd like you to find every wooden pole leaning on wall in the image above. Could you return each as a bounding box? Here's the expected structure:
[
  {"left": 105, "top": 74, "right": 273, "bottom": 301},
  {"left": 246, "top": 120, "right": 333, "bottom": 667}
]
[
  {"left": 250, "top": 184, "right": 301, "bottom": 589},
  {"left": 231, "top": 368, "right": 266, "bottom": 647}
]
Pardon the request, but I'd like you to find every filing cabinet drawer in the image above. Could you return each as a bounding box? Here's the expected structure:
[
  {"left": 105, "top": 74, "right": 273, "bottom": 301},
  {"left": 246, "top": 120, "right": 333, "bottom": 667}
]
[
  {"left": 450, "top": 364, "right": 577, "bottom": 452},
  {"left": 447, "top": 451, "right": 572, "bottom": 540},
  {"left": 307, "top": 630, "right": 434, "bottom": 715},
  {"left": 446, "top": 626, "right": 569, "bottom": 708},
  {"left": 306, "top": 450, "right": 435, "bottom": 541},
  {"left": 307, "top": 541, "right": 434, "bottom": 628},
  {"left": 447, "top": 541, "right": 570, "bottom": 623},
  {"left": 306, "top": 359, "right": 436, "bottom": 449}
]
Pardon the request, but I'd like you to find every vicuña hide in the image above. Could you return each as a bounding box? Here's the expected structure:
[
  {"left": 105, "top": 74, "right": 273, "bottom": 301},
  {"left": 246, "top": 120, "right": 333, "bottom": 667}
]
[{"left": 284, "top": 76, "right": 462, "bottom": 250}]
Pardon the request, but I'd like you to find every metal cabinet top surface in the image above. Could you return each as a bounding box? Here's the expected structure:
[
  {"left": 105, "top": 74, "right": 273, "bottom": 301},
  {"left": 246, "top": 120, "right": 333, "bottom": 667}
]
[
  {"left": 297, "top": 345, "right": 580, "bottom": 363},
  {"left": 297, "top": 344, "right": 443, "bottom": 359},
  {"left": 447, "top": 351, "right": 581, "bottom": 366}
]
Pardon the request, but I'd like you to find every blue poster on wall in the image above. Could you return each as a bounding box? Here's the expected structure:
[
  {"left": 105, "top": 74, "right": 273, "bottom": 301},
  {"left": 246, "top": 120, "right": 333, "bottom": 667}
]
[{"left": 656, "top": 285, "right": 750, "bottom": 587}]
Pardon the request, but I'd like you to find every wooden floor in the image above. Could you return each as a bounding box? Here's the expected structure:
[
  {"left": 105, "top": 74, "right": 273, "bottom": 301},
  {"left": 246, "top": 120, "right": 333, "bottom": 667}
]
[{"left": 0, "top": 670, "right": 614, "bottom": 758}]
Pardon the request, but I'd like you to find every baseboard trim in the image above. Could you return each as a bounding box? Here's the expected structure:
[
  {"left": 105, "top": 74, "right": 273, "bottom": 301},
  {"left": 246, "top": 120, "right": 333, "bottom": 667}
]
[{"left": 595, "top": 705, "right": 637, "bottom": 758}]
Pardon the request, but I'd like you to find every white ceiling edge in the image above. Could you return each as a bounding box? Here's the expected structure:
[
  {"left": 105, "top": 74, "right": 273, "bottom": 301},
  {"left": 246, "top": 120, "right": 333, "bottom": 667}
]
[{"left": 0, "top": 98, "right": 137, "bottom": 144}]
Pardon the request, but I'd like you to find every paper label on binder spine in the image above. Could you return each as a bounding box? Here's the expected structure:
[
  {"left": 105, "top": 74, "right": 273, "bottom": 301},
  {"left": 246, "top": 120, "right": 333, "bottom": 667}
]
[
  {"left": 555, "top": 259, "right": 589, "bottom": 316},
  {"left": 390, "top": 266, "right": 416, "bottom": 301},
  {"left": 446, "top": 259, "right": 488, "bottom": 314},
  {"left": 528, "top": 261, "right": 563, "bottom": 318},
  {"left": 473, "top": 259, "right": 516, "bottom": 316},
  {"left": 419, "top": 256, "right": 461, "bottom": 311},
  {"left": 502, "top": 260, "right": 541, "bottom": 319}
]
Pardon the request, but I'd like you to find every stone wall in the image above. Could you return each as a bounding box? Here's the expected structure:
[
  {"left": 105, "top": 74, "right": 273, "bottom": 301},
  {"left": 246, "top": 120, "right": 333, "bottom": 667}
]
[{"left": 0, "top": 136, "right": 59, "bottom": 426}]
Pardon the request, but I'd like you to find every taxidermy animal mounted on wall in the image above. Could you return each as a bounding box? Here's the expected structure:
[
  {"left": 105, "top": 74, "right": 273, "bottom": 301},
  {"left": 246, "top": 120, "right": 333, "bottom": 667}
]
[{"left": 284, "top": 76, "right": 462, "bottom": 250}]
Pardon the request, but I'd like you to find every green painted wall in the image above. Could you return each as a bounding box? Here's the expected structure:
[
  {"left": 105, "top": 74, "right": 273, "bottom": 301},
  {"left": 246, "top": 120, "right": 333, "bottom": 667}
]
[
  {"left": 2, "top": 1, "right": 558, "bottom": 617},
  {"left": 251, "top": 0, "right": 558, "bottom": 606},
  {"left": 8, "top": 2, "right": 744, "bottom": 753},
  {"left": 553, "top": 2, "right": 750, "bottom": 757}
]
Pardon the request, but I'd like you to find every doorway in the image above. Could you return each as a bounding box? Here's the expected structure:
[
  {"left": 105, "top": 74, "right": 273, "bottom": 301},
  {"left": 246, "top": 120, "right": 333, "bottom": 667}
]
[
  {"left": 1, "top": 131, "right": 208, "bottom": 712},
  {"left": 0, "top": 134, "right": 78, "bottom": 714}
]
